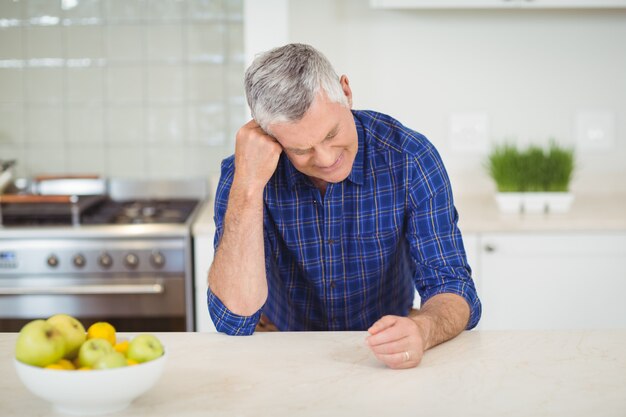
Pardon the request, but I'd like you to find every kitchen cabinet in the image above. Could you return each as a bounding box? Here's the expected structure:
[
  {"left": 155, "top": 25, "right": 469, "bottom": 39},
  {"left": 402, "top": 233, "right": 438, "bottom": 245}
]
[
  {"left": 477, "top": 232, "right": 626, "bottom": 330},
  {"left": 370, "top": 0, "right": 626, "bottom": 8}
]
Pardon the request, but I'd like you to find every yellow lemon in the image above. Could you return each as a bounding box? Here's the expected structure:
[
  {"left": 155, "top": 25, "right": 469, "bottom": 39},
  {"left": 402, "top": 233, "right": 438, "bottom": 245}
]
[
  {"left": 77, "top": 366, "right": 92, "bottom": 371},
  {"left": 45, "top": 364, "right": 65, "bottom": 370},
  {"left": 57, "top": 359, "right": 75, "bottom": 370},
  {"left": 87, "top": 322, "right": 116, "bottom": 345},
  {"left": 114, "top": 340, "right": 129, "bottom": 355},
  {"left": 126, "top": 359, "right": 139, "bottom": 366}
]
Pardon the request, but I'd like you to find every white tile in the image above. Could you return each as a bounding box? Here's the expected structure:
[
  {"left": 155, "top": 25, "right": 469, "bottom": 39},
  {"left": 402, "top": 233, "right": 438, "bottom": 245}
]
[
  {"left": 183, "top": 145, "right": 220, "bottom": 178},
  {"left": 0, "top": 145, "right": 26, "bottom": 176},
  {"left": 106, "top": 66, "right": 144, "bottom": 103},
  {"left": 65, "top": 26, "right": 104, "bottom": 59},
  {"left": 25, "top": 68, "right": 64, "bottom": 104},
  {"left": 25, "top": 144, "right": 66, "bottom": 176},
  {"left": 148, "top": 0, "right": 185, "bottom": 20},
  {"left": 146, "top": 25, "right": 183, "bottom": 61},
  {"left": 0, "top": 0, "right": 22, "bottom": 19},
  {"left": 26, "top": 0, "right": 61, "bottom": 22},
  {"left": 187, "top": 23, "right": 224, "bottom": 63},
  {"left": 67, "top": 145, "right": 105, "bottom": 175},
  {"left": 147, "top": 65, "right": 184, "bottom": 104},
  {"left": 188, "top": 0, "right": 224, "bottom": 20},
  {"left": 225, "top": 0, "right": 243, "bottom": 20},
  {"left": 106, "top": 25, "right": 144, "bottom": 61},
  {"left": 147, "top": 145, "right": 185, "bottom": 178},
  {"left": 225, "top": 63, "right": 244, "bottom": 99},
  {"left": 0, "top": 69, "right": 23, "bottom": 102},
  {"left": 105, "top": 0, "right": 145, "bottom": 21},
  {"left": 0, "top": 104, "right": 25, "bottom": 145},
  {"left": 147, "top": 106, "right": 185, "bottom": 143},
  {"left": 0, "top": 28, "right": 24, "bottom": 59},
  {"left": 66, "top": 67, "right": 104, "bottom": 103},
  {"left": 106, "top": 106, "right": 144, "bottom": 144},
  {"left": 188, "top": 103, "right": 225, "bottom": 145},
  {"left": 62, "top": 0, "right": 102, "bottom": 22},
  {"left": 25, "top": 106, "right": 64, "bottom": 144},
  {"left": 106, "top": 145, "right": 146, "bottom": 178},
  {"left": 67, "top": 105, "right": 104, "bottom": 145},
  {"left": 187, "top": 64, "right": 223, "bottom": 102},
  {"left": 227, "top": 23, "right": 244, "bottom": 63},
  {"left": 25, "top": 26, "right": 63, "bottom": 59}
]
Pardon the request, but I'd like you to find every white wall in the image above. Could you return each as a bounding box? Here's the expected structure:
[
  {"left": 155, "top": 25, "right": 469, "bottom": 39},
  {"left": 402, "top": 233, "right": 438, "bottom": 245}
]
[{"left": 277, "top": 0, "right": 626, "bottom": 195}]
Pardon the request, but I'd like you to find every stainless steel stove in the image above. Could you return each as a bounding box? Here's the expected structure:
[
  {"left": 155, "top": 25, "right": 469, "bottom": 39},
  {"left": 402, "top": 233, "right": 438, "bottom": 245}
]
[{"left": 0, "top": 178, "right": 207, "bottom": 332}]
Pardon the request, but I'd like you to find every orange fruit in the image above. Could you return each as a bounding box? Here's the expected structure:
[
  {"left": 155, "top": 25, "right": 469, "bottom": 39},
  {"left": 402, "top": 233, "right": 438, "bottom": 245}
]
[
  {"left": 77, "top": 366, "right": 92, "bottom": 371},
  {"left": 87, "top": 322, "right": 116, "bottom": 345},
  {"left": 114, "top": 340, "right": 129, "bottom": 355},
  {"left": 126, "top": 359, "right": 139, "bottom": 366},
  {"left": 45, "top": 364, "right": 65, "bottom": 370},
  {"left": 57, "top": 359, "right": 75, "bottom": 370}
]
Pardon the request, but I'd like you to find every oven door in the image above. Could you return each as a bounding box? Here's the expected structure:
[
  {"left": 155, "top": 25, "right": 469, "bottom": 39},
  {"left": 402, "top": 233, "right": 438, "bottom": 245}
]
[{"left": 0, "top": 275, "right": 186, "bottom": 332}]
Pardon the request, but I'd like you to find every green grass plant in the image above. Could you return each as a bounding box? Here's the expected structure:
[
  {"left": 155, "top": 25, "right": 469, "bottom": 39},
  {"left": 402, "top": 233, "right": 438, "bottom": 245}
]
[{"left": 486, "top": 140, "right": 575, "bottom": 192}]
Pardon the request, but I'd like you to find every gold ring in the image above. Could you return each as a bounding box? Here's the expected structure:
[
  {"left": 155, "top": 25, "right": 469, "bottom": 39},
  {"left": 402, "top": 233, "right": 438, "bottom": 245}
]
[{"left": 404, "top": 351, "right": 410, "bottom": 362}]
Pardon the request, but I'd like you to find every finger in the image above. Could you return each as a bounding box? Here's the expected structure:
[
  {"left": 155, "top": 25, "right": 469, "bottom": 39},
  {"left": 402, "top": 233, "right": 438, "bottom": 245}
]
[
  {"left": 367, "top": 338, "right": 410, "bottom": 356},
  {"left": 366, "top": 322, "right": 407, "bottom": 347},
  {"left": 367, "top": 315, "right": 398, "bottom": 335},
  {"left": 373, "top": 351, "right": 415, "bottom": 370}
]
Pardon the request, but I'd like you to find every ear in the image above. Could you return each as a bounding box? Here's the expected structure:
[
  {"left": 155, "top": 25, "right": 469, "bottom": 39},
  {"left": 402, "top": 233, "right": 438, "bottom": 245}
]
[{"left": 339, "top": 75, "right": 353, "bottom": 108}]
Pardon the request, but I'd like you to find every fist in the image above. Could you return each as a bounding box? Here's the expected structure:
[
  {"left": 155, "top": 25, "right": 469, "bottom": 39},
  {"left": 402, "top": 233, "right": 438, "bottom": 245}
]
[{"left": 234, "top": 120, "right": 283, "bottom": 190}]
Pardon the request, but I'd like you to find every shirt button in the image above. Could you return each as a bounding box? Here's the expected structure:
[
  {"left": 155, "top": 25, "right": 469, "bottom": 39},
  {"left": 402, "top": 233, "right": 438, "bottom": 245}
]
[{"left": 327, "top": 239, "right": 335, "bottom": 244}]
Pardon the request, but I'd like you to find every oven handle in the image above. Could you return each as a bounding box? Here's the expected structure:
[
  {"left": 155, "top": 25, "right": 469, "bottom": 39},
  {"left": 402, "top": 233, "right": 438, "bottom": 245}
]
[{"left": 0, "top": 283, "right": 164, "bottom": 295}]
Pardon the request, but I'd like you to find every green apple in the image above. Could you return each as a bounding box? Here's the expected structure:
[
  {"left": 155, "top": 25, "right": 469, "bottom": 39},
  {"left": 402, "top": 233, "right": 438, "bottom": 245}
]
[
  {"left": 78, "top": 338, "right": 113, "bottom": 368},
  {"left": 15, "top": 319, "right": 66, "bottom": 367},
  {"left": 46, "top": 314, "right": 86, "bottom": 359},
  {"left": 93, "top": 351, "right": 128, "bottom": 370},
  {"left": 127, "top": 334, "right": 164, "bottom": 363}
]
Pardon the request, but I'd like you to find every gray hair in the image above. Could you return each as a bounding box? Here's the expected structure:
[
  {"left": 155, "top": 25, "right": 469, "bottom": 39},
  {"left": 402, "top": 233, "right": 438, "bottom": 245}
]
[{"left": 244, "top": 43, "right": 348, "bottom": 133}]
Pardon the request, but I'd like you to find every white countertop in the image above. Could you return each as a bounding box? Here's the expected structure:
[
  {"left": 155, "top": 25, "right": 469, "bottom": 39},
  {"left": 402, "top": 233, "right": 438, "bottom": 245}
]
[
  {"left": 2, "top": 331, "right": 625, "bottom": 416},
  {"left": 191, "top": 193, "right": 626, "bottom": 236}
]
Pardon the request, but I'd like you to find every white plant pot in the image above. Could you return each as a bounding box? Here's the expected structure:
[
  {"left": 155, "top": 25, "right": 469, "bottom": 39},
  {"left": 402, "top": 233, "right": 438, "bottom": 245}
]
[
  {"left": 544, "top": 192, "right": 574, "bottom": 213},
  {"left": 495, "top": 192, "right": 574, "bottom": 214},
  {"left": 522, "top": 192, "right": 547, "bottom": 214},
  {"left": 495, "top": 193, "right": 524, "bottom": 214}
]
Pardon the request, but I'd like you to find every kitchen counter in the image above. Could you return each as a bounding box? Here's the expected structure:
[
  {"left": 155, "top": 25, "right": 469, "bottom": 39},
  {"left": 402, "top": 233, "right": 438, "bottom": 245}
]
[
  {"left": 1, "top": 331, "right": 625, "bottom": 416},
  {"left": 191, "top": 193, "right": 626, "bottom": 236},
  {"left": 455, "top": 193, "right": 626, "bottom": 233}
]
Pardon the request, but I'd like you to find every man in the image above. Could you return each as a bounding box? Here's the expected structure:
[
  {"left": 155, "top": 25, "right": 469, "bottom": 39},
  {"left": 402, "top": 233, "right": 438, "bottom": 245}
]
[{"left": 208, "top": 43, "right": 481, "bottom": 370}]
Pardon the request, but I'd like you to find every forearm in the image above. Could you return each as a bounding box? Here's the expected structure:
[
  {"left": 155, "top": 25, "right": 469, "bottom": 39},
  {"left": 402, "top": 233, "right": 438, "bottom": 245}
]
[
  {"left": 410, "top": 293, "right": 470, "bottom": 351},
  {"left": 208, "top": 180, "right": 267, "bottom": 316}
]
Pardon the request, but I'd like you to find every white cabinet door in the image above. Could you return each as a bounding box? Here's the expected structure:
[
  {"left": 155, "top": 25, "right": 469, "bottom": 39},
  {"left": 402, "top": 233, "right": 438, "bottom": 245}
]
[
  {"left": 193, "top": 235, "right": 217, "bottom": 332},
  {"left": 370, "top": 0, "right": 626, "bottom": 8},
  {"left": 478, "top": 232, "right": 626, "bottom": 330}
]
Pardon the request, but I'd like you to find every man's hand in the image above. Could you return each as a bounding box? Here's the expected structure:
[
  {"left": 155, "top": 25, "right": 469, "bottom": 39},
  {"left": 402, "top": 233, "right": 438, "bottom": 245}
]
[
  {"left": 365, "top": 315, "right": 431, "bottom": 370},
  {"left": 234, "top": 120, "right": 283, "bottom": 191},
  {"left": 365, "top": 293, "right": 470, "bottom": 369}
]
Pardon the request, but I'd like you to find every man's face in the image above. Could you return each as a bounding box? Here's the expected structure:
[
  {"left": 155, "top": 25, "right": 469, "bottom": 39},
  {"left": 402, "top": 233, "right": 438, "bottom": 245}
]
[{"left": 267, "top": 77, "right": 358, "bottom": 186}]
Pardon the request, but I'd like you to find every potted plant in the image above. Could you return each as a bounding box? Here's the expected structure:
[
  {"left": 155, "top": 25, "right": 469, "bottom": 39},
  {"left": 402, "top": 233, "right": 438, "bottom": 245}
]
[{"left": 486, "top": 141, "right": 575, "bottom": 214}]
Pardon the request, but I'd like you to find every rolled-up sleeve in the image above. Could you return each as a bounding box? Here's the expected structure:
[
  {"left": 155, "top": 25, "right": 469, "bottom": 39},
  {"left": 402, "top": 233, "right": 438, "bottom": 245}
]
[
  {"left": 407, "top": 152, "right": 482, "bottom": 330},
  {"left": 207, "top": 156, "right": 262, "bottom": 335},
  {"left": 207, "top": 288, "right": 261, "bottom": 335}
]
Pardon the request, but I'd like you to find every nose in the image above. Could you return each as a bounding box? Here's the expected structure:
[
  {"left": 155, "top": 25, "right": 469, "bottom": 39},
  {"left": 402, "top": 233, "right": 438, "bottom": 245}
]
[{"left": 313, "top": 145, "right": 336, "bottom": 168}]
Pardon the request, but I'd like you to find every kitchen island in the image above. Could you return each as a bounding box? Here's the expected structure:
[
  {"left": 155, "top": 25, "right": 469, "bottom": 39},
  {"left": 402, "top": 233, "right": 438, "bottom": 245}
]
[{"left": 1, "top": 331, "right": 625, "bottom": 416}]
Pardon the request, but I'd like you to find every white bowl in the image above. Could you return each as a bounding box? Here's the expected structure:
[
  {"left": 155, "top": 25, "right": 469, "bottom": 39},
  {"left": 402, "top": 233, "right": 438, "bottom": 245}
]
[{"left": 14, "top": 351, "right": 167, "bottom": 416}]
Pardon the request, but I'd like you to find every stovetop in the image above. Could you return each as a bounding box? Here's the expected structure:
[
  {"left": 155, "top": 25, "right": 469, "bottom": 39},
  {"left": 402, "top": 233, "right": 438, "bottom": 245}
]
[{"left": 0, "top": 197, "right": 200, "bottom": 227}]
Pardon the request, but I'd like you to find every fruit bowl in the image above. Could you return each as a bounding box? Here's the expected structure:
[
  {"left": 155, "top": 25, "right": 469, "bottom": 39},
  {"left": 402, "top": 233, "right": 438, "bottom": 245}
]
[{"left": 14, "top": 350, "right": 167, "bottom": 416}]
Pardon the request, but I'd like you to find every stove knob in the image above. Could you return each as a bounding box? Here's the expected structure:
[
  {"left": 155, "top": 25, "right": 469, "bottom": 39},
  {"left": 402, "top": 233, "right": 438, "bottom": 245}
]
[
  {"left": 46, "top": 255, "right": 59, "bottom": 268},
  {"left": 73, "top": 254, "right": 86, "bottom": 268},
  {"left": 150, "top": 251, "right": 166, "bottom": 269},
  {"left": 124, "top": 253, "right": 139, "bottom": 269},
  {"left": 98, "top": 253, "right": 113, "bottom": 269}
]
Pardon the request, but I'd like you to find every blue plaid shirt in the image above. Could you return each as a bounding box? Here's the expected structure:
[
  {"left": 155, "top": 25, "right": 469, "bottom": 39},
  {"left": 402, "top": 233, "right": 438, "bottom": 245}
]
[{"left": 208, "top": 110, "right": 481, "bottom": 335}]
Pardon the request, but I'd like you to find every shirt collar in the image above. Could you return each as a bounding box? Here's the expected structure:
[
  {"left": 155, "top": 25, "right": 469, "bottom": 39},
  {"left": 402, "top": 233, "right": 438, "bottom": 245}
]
[{"left": 282, "top": 111, "right": 365, "bottom": 189}]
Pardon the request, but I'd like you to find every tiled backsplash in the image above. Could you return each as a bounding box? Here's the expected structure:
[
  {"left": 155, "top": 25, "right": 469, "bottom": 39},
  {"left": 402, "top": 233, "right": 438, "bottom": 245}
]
[{"left": 0, "top": 0, "right": 245, "bottom": 180}]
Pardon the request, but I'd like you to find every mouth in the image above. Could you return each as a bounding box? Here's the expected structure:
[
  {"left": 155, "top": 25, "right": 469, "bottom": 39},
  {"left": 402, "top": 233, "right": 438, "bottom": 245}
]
[{"left": 317, "top": 151, "right": 344, "bottom": 173}]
